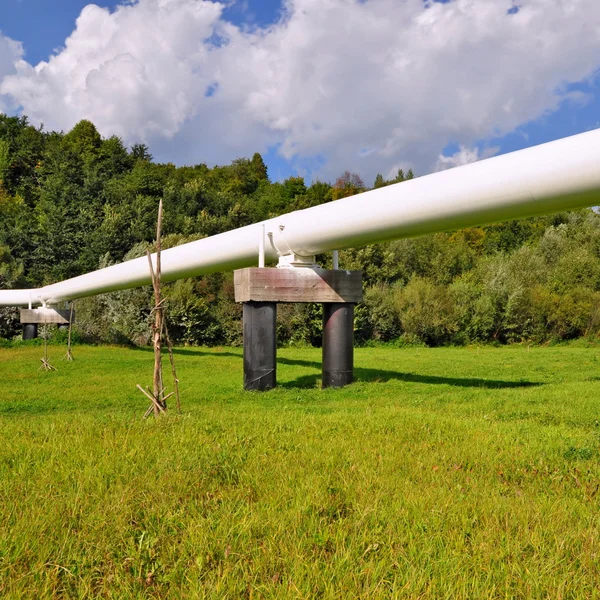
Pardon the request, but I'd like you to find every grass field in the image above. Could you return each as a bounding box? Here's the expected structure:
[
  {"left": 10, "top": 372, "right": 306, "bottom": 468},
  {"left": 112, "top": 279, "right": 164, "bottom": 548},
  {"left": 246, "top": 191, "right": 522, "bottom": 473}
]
[{"left": 0, "top": 344, "right": 599, "bottom": 598}]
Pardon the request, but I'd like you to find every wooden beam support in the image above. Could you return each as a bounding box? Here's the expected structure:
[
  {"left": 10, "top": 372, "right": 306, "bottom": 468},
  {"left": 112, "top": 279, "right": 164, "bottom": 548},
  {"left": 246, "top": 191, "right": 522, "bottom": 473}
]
[
  {"left": 234, "top": 268, "right": 362, "bottom": 304},
  {"left": 20, "top": 308, "right": 75, "bottom": 325}
]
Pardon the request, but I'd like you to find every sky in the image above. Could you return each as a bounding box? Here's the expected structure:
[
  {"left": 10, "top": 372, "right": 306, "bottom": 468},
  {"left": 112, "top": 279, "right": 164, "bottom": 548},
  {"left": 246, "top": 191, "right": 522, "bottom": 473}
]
[{"left": 0, "top": 0, "right": 599, "bottom": 184}]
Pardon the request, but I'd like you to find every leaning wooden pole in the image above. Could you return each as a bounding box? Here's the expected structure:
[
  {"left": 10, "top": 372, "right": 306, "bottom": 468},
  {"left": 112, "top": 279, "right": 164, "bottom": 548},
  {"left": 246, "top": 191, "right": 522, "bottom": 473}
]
[
  {"left": 151, "top": 199, "right": 164, "bottom": 416},
  {"left": 139, "top": 199, "right": 181, "bottom": 417},
  {"left": 162, "top": 318, "right": 181, "bottom": 414},
  {"left": 62, "top": 303, "right": 74, "bottom": 361}
]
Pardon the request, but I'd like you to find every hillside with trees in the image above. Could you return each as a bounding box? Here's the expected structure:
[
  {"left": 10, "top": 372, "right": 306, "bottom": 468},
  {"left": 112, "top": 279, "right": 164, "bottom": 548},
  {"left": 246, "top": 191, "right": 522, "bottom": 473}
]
[{"left": 1, "top": 115, "right": 600, "bottom": 346}]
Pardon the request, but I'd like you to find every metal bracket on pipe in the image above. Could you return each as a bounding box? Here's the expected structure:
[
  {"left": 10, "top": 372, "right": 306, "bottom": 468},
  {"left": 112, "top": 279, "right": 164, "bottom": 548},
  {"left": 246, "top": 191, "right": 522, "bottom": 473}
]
[
  {"left": 277, "top": 254, "right": 317, "bottom": 268},
  {"left": 273, "top": 223, "right": 317, "bottom": 268}
]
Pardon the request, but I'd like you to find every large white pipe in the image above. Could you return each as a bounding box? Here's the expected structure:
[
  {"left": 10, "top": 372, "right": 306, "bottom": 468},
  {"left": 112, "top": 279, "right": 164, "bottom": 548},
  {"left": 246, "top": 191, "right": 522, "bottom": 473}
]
[{"left": 2, "top": 128, "right": 600, "bottom": 307}]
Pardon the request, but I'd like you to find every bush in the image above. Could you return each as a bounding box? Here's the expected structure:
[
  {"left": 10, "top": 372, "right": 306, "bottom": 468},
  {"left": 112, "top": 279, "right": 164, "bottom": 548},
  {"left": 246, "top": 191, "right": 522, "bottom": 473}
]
[
  {"left": 532, "top": 286, "right": 600, "bottom": 341},
  {"left": 277, "top": 303, "right": 323, "bottom": 347},
  {"left": 0, "top": 307, "right": 20, "bottom": 339},
  {"left": 395, "top": 276, "right": 457, "bottom": 345},
  {"left": 550, "top": 247, "right": 600, "bottom": 293},
  {"left": 359, "top": 284, "right": 402, "bottom": 342}
]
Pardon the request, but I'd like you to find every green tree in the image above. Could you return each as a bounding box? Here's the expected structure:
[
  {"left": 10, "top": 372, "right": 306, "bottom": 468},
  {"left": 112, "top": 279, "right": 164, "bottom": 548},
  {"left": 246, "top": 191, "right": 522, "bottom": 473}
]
[
  {"left": 130, "top": 143, "right": 153, "bottom": 162},
  {"left": 250, "top": 152, "right": 269, "bottom": 181},
  {"left": 373, "top": 173, "right": 385, "bottom": 189}
]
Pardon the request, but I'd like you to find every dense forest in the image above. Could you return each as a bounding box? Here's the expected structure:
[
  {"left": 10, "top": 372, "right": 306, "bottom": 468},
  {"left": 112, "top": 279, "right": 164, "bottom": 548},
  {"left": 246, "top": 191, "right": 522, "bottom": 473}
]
[{"left": 1, "top": 114, "right": 600, "bottom": 347}]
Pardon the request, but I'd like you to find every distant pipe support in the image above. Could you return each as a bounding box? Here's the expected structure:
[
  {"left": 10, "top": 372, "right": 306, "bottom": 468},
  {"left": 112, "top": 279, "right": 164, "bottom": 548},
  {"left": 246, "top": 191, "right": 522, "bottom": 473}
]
[
  {"left": 322, "top": 303, "right": 354, "bottom": 388},
  {"left": 332, "top": 250, "right": 339, "bottom": 270},
  {"left": 259, "top": 224, "right": 265, "bottom": 268},
  {"left": 243, "top": 302, "right": 277, "bottom": 391}
]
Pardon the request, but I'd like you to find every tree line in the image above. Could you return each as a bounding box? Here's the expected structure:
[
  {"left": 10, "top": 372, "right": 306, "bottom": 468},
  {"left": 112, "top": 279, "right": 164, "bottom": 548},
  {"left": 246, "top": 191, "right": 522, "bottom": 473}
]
[{"left": 1, "top": 114, "right": 599, "bottom": 346}]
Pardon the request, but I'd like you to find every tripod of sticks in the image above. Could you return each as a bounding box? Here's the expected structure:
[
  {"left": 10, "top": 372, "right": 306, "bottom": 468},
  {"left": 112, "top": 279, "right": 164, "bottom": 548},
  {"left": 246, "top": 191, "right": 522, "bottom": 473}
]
[
  {"left": 37, "top": 304, "right": 75, "bottom": 371},
  {"left": 137, "top": 199, "right": 181, "bottom": 418},
  {"left": 39, "top": 324, "right": 56, "bottom": 372}
]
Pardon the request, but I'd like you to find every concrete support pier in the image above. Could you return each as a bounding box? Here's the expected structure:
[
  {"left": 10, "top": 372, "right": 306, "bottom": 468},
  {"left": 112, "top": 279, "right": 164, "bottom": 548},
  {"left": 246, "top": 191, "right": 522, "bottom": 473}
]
[
  {"left": 235, "top": 267, "right": 362, "bottom": 390},
  {"left": 22, "top": 323, "right": 38, "bottom": 340},
  {"left": 243, "top": 302, "right": 277, "bottom": 391},
  {"left": 20, "top": 307, "right": 74, "bottom": 341},
  {"left": 322, "top": 303, "right": 354, "bottom": 388}
]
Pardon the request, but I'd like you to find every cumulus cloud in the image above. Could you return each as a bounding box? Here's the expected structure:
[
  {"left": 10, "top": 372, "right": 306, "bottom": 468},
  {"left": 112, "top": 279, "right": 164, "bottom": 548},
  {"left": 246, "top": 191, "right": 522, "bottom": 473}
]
[
  {"left": 436, "top": 145, "right": 500, "bottom": 171},
  {"left": 0, "top": 32, "right": 23, "bottom": 113},
  {"left": 1, "top": 0, "right": 600, "bottom": 180},
  {"left": 436, "top": 146, "right": 481, "bottom": 171}
]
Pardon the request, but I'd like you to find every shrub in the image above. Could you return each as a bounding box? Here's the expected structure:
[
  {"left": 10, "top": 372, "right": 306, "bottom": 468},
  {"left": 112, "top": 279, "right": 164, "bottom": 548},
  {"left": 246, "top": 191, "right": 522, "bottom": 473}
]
[
  {"left": 395, "top": 276, "right": 457, "bottom": 345},
  {"left": 359, "top": 284, "right": 402, "bottom": 342}
]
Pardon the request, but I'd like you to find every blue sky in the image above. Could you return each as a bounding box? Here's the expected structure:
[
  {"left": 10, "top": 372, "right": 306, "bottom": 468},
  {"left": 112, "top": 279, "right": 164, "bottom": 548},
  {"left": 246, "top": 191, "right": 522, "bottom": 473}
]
[{"left": 1, "top": 0, "right": 599, "bottom": 183}]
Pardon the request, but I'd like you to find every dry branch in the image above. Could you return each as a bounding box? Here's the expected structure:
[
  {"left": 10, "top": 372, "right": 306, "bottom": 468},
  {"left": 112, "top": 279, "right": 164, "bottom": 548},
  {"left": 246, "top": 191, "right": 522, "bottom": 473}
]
[
  {"left": 62, "top": 303, "right": 74, "bottom": 361},
  {"left": 137, "top": 198, "right": 181, "bottom": 418},
  {"left": 145, "top": 200, "right": 165, "bottom": 416},
  {"left": 162, "top": 317, "right": 181, "bottom": 413}
]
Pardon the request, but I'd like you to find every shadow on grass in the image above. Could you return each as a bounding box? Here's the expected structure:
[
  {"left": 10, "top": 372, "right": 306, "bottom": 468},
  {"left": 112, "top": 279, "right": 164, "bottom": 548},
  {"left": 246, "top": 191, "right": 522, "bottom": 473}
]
[
  {"left": 276, "top": 357, "right": 543, "bottom": 390},
  {"left": 130, "top": 346, "right": 241, "bottom": 358},
  {"left": 130, "top": 346, "right": 542, "bottom": 390}
]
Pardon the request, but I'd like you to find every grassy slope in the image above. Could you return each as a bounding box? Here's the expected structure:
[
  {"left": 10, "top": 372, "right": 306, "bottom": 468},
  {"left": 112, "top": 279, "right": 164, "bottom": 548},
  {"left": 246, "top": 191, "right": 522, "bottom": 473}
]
[{"left": 0, "top": 345, "right": 599, "bottom": 599}]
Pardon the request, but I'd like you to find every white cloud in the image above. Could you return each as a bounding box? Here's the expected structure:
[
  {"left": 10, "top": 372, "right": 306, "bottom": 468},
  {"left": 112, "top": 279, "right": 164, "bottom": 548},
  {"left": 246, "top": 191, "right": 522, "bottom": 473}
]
[
  {"left": 1, "top": 0, "right": 600, "bottom": 181},
  {"left": 436, "top": 146, "right": 481, "bottom": 171},
  {"left": 0, "top": 32, "right": 23, "bottom": 113},
  {"left": 436, "top": 145, "right": 500, "bottom": 171}
]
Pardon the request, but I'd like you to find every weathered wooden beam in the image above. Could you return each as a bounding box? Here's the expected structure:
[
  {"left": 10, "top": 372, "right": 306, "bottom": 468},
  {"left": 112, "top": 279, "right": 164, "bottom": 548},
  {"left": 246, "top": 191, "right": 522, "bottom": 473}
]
[{"left": 234, "top": 268, "right": 362, "bottom": 304}]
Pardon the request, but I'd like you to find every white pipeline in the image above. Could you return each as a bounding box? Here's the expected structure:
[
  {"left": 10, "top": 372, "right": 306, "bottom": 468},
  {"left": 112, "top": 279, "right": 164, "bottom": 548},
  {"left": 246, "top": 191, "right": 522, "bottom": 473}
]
[{"left": 2, "top": 128, "right": 600, "bottom": 307}]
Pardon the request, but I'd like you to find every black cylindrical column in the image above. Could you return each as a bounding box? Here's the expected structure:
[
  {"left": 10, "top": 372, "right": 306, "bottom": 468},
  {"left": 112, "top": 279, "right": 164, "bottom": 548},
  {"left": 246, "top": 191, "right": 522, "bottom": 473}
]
[
  {"left": 23, "top": 323, "right": 38, "bottom": 340},
  {"left": 243, "top": 302, "right": 277, "bottom": 391},
  {"left": 322, "top": 303, "right": 354, "bottom": 388}
]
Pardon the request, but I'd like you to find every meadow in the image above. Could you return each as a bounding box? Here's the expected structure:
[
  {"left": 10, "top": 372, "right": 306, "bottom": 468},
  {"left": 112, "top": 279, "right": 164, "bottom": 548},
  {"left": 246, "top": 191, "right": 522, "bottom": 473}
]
[{"left": 0, "top": 343, "right": 599, "bottom": 598}]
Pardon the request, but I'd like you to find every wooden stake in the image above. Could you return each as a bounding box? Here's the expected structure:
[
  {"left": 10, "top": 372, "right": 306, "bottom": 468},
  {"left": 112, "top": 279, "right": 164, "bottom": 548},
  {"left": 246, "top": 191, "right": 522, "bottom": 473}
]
[
  {"left": 138, "top": 199, "right": 182, "bottom": 417},
  {"left": 150, "top": 200, "right": 164, "bottom": 415},
  {"left": 162, "top": 317, "right": 181, "bottom": 414},
  {"left": 137, "top": 384, "right": 166, "bottom": 414}
]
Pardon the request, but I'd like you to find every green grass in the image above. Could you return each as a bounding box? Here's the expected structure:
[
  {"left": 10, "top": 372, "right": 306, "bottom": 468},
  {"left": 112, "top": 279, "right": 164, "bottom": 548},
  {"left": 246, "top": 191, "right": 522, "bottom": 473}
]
[{"left": 1, "top": 344, "right": 600, "bottom": 598}]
